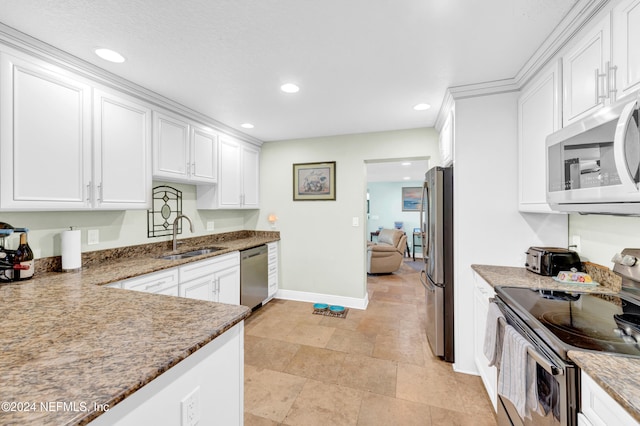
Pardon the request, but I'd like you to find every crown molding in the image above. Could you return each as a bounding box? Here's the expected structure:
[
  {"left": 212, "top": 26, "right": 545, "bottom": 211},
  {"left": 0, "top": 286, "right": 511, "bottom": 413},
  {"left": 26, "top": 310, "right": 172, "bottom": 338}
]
[
  {"left": 435, "top": 0, "right": 611, "bottom": 131},
  {"left": 515, "top": 0, "right": 610, "bottom": 88},
  {"left": 0, "top": 23, "right": 264, "bottom": 147}
]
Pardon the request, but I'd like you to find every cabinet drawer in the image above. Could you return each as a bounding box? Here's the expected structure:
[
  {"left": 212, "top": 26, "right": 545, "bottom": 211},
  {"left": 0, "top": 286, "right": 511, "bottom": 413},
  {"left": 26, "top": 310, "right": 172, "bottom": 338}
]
[
  {"left": 179, "top": 252, "right": 239, "bottom": 282},
  {"left": 121, "top": 269, "right": 179, "bottom": 293},
  {"left": 267, "top": 242, "right": 278, "bottom": 254}
]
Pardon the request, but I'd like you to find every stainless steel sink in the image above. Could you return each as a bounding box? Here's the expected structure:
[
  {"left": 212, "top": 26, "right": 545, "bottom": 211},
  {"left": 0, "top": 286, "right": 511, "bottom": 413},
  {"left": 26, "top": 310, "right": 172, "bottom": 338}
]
[{"left": 157, "top": 247, "right": 223, "bottom": 260}]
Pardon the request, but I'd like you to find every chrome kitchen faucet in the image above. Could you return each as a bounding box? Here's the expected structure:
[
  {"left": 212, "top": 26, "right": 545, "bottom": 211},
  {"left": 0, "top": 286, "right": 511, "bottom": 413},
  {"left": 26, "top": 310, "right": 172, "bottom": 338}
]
[{"left": 172, "top": 215, "right": 194, "bottom": 251}]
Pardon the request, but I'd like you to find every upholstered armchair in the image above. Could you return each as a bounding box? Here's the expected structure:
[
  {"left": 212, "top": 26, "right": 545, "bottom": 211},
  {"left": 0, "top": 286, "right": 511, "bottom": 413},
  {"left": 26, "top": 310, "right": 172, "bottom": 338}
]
[{"left": 367, "top": 228, "right": 407, "bottom": 274}]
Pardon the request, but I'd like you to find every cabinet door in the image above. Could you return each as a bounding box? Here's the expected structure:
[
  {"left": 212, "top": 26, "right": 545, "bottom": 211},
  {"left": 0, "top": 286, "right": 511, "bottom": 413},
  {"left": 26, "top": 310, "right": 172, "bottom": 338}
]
[
  {"left": 613, "top": 0, "right": 640, "bottom": 99},
  {"left": 518, "top": 60, "right": 561, "bottom": 212},
  {"left": 562, "top": 14, "right": 612, "bottom": 126},
  {"left": 153, "top": 111, "right": 190, "bottom": 181},
  {"left": 179, "top": 275, "right": 216, "bottom": 301},
  {"left": 217, "top": 264, "right": 240, "bottom": 305},
  {"left": 0, "top": 52, "right": 92, "bottom": 210},
  {"left": 94, "top": 89, "right": 151, "bottom": 209},
  {"left": 218, "top": 136, "right": 242, "bottom": 208},
  {"left": 241, "top": 144, "right": 260, "bottom": 208},
  {"left": 190, "top": 125, "right": 218, "bottom": 184}
]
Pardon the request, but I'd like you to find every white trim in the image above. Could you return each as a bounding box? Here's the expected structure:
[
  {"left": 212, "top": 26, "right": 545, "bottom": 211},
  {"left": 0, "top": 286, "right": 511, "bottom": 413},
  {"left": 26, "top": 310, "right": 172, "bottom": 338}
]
[{"left": 274, "top": 289, "right": 369, "bottom": 310}]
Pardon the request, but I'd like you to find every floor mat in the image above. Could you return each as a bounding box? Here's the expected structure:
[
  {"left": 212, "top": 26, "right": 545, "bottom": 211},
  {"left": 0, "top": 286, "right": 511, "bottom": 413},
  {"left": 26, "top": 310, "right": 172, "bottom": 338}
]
[{"left": 312, "top": 307, "right": 349, "bottom": 318}]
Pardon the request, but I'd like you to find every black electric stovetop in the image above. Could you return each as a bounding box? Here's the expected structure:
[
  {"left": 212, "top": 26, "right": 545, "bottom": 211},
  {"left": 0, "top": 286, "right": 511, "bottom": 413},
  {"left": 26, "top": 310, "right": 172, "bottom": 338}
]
[{"left": 496, "top": 286, "right": 640, "bottom": 360}]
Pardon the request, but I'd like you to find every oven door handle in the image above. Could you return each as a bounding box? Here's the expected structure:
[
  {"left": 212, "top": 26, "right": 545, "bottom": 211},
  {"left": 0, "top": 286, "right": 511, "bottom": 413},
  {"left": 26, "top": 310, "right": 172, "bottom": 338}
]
[
  {"left": 527, "top": 346, "right": 563, "bottom": 376},
  {"left": 497, "top": 316, "right": 563, "bottom": 376}
]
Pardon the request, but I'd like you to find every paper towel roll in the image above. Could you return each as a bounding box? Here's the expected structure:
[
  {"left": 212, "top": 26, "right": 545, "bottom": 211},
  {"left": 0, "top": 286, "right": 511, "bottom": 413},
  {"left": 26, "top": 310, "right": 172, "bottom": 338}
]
[{"left": 61, "top": 229, "right": 82, "bottom": 270}]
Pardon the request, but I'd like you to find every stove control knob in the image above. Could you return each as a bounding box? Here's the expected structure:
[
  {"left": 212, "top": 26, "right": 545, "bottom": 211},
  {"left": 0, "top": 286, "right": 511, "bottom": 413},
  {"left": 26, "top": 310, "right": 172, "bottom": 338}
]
[{"left": 613, "top": 328, "right": 624, "bottom": 337}]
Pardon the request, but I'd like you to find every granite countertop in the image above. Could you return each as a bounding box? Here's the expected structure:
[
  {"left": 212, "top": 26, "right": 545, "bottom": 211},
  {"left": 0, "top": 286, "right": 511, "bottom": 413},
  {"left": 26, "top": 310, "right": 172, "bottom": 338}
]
[
  {"left": 471, "top": 264, "right": 640, "bottom": 421},
  {"left": 0, "top": 231, "right": 278, "bottom": 425}
]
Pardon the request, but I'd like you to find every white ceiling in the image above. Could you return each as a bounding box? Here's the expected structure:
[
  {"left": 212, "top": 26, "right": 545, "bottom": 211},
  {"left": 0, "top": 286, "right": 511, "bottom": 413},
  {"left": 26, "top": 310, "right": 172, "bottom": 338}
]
[{"left": 0, "top": 0, "right": 577, "bottom": 142}]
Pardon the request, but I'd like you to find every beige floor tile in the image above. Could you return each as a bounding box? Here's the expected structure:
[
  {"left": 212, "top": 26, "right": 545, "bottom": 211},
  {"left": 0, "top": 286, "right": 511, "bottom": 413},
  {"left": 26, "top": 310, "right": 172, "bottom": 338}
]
[
  {"left": 338, "top": 353, "right": 397, "bottom": 397},
  {"left": 244, "top": 412, "right": 280, "bottom": 426},
  {"left": 357, "top": 392, "right": 432, "bottom": 426},
  {"left": 372, "top": 328, "right": 426, "bottom": 366},
  {"left": 245, "top": 316, "right": 299, "bottom": 341},
  {"left": 283, "top": 379, "right": 364, "bottom": 426},
  {"left": 429, "top": 406, "right": 497, "bottom": 426},
  {"left": 396, "top": 362, "right": 459, "bottom": 409},
  {"left": 244, "top": 365, "right": 307, "bottom": 422},
  {"left": 244, "top": 263, "right": 497, "bottom": 426},
  {"left": 284, "top": 345, "right": 347, "bottom": 383},
  {"left": 244, "top": 335, "right": 300, "bottom": 371},
  {"left": 283, "top": 323, "right": 336, "bottom": 347},
  {"left": 325, "top": 327, "right": 376, "bottom": 356},
  {"left": 453, "top": 372, "right": 496, "bottom": 414}
]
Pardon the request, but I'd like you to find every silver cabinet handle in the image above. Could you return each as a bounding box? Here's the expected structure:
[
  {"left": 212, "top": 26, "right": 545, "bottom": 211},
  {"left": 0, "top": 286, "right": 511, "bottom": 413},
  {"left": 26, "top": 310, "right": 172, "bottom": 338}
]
[{"left": 145, "top": 280, "right": 165, "bottom": 290}]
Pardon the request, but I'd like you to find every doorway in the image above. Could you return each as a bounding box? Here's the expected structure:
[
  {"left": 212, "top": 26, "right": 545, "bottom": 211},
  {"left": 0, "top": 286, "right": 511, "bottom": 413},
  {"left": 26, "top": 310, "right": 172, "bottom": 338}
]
[{"left": 365, "top": 158, "right": 429, "bottom": 258}]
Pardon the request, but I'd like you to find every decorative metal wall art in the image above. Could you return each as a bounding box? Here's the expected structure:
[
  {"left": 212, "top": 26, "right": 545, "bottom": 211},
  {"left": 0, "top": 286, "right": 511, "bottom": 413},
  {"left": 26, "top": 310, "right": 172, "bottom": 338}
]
[{"left": 147, "top": 185, "right": 183, "bottom": 237}]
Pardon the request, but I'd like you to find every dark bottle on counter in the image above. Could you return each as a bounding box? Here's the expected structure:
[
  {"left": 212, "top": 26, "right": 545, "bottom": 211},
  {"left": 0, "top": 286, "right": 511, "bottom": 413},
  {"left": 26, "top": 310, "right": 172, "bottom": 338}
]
[{"left": 13, "top": 233, "right": 34, "bottom": 280}]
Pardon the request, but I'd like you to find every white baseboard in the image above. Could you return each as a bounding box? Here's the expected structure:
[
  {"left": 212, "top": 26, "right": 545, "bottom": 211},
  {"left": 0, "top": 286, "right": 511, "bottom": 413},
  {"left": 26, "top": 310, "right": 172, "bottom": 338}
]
[{"left": 274, "top": 289, "right": 369, "bottom": 310}]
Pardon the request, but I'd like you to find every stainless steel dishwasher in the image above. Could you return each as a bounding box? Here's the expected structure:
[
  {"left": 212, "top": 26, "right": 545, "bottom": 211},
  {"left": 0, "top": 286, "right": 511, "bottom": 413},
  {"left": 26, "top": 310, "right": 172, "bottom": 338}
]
[{"left": 240, "top": 245, "right": 268, "bottom": 310}]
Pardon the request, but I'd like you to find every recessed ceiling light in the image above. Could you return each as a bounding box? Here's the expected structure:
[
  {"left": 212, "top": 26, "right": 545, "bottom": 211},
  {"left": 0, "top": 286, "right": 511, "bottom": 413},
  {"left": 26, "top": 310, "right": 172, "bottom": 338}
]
[
  {"left": 95, "top": 48, "right": 125, "bottom": 63},
  {"left": 281, "top": 83, "right": 300, "bottom": 93},
  {"left": 403, "top": 176, "right": 411, "bottom": 180},
  {"left": 401, "top": 162, "right": 411, "bottom": 166},
  {"left": 241, "top": 123, "right": 255, "bottom": 129},
  {"left": 413, "top": 103, "right": 431, "bottom": 111}
]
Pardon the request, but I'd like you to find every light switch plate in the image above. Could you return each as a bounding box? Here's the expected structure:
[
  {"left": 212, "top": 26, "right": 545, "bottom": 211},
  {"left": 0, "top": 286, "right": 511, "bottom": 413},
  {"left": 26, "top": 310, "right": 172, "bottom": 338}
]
[
  {"left": 206, "top": 221, "right": 215, "bottom": 231},
  {"left": 352, "top": 217, "right": 359, "bottom": 227}
]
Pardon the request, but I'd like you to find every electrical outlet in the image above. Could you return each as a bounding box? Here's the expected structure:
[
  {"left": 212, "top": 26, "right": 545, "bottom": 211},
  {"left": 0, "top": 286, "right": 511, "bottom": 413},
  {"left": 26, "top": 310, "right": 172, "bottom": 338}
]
[
  {"left": 570, "top": 235, "right": 581, "bottom": 253},
  {"left": 352, "top": 217, "right": 359, "bottom": 227},
  {"left": 87, "top": 229, "right": 99, "bottom": 245},
  {"left": 206, "top": 221, "right": 215, "bottom": 231},
  {"left": 181, "top": 386, "right": 201, "bottom": 426}
]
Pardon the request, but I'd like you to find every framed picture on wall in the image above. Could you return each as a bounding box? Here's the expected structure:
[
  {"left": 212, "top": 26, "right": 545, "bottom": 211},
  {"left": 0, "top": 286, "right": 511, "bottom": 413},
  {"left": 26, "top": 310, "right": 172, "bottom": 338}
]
[
  {"left": 293, "top": 161, "right": 336, "bottom": 201},
  {"left": 402, "top": 187, "right": 421, "bottom": 211}
]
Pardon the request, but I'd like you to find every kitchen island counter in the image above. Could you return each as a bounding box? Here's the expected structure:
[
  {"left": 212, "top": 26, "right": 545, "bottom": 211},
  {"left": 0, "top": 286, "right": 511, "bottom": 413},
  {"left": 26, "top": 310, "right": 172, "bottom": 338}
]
[{"left": 0, "top": 231, "right": 277, "bottom": 425}]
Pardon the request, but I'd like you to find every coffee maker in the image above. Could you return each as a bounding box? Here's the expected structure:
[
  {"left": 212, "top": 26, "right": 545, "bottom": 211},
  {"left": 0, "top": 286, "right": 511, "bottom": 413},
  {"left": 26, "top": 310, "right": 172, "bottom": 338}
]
[{"left": 0, "top": 222, "right": 31, "bottom": 282}]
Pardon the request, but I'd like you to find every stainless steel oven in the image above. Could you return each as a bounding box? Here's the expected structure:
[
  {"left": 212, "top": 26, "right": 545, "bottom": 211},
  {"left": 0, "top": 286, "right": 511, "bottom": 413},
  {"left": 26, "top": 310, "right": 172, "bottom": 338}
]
[
  {"left": 493, "top": 297, "right": 577, "bottom": 426},
  {"left": 494, "top": 284, "right": 640, "bottom": 426}
]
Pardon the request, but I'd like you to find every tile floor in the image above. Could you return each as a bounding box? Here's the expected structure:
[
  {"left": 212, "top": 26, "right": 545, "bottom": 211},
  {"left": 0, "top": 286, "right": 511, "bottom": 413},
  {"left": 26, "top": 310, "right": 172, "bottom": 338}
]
[{"left": 243, "top": 260, "right": 498, "bottom": 425}]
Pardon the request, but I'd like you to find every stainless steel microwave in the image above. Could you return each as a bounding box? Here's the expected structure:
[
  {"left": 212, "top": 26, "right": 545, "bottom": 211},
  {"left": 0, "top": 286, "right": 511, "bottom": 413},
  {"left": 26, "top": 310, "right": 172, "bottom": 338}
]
[{"left": 546, "top": 95, "right": 640, "bottom": 215}]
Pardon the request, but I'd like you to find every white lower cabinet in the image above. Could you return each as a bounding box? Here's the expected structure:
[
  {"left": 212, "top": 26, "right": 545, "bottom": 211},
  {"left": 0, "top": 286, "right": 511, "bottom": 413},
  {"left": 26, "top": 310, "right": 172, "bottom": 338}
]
[
  {"left": 178, "top": 252, "right": 240, "bottom": 305},
  {"left": 112, "top": 252, "right": 240, "bottom": 304},
  {"left": 266, "top": 242, "right": 279, "bottom": 301},
  {"left": 580, "top": 371, "right": 638, "bottom": 426},
  {"left": 473, "top": 271, "right": 497, "bottom": 411},
  {"left": 88, "top": 321, "right": 244, "bottom": 426},
  {"left": 119, "top": 269, "right": 180, "bottom": 297}
]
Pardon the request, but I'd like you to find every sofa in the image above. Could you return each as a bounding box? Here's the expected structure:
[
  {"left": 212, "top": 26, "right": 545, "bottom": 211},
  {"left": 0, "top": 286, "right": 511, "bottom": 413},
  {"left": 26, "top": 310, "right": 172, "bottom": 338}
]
[{"left": 367, "top": 228, "right": 407, "bottom": 274}]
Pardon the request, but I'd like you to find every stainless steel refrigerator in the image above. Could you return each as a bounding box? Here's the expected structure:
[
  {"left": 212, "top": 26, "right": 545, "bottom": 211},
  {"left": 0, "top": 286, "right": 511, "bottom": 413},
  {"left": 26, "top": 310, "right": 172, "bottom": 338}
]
[{"left": 419, "top": 166, "right": 454, "bottom": 362}]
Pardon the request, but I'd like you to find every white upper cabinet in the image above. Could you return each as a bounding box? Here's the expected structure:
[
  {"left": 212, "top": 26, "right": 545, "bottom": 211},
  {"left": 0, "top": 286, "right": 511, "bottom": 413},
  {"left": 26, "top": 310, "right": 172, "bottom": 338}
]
[
  {"left": 197, "top": 135, "right": 259, "bottom": 209},
  {"left": 153, "top": 110, "right": 218, "bottom": 185},
  {"left": 612, "top": 0, "right": 640, "bottom": 100},
  {"left": 518, "top": 60, "right": 561, "bottom": 212},
  {"left": 0, "top": 51, "right": 92, "bottom": 210},
  {"left": 562, "top": 13, "right": 612, "bottom": 126},
  {"left": 93, "top": 88, "right": 152, "bottom": 209}
]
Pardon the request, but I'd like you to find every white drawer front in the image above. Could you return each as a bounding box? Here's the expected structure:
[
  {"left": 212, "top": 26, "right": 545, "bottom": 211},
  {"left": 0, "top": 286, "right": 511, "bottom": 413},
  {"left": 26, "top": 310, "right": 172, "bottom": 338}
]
[
  {"left": 179, "top": 252, "right": 239, "bottom": 282},
  {"left": 121, "top": 269, "right": 179, "bottom": 293}
]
